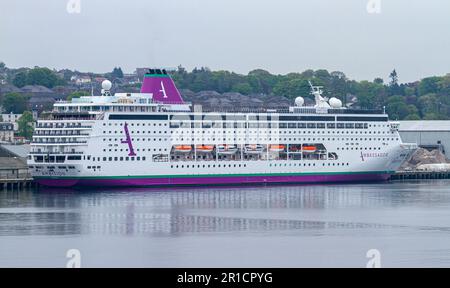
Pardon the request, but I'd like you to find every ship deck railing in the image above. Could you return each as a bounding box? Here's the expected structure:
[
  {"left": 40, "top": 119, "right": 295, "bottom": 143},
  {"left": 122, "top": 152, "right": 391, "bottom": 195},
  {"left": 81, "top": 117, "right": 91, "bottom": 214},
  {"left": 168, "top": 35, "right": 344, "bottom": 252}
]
[
  {"left": 180, "top": 106, "right": 385, "bottom": 115},
  {"left": 31, "top": 141, "right": 88, "bottom": 144},
  {"left": 29, "top": 151, "right": 84, "bottom": 155},
  {"left": 36, "top": 125, "right": 92, "bottom": 129}
]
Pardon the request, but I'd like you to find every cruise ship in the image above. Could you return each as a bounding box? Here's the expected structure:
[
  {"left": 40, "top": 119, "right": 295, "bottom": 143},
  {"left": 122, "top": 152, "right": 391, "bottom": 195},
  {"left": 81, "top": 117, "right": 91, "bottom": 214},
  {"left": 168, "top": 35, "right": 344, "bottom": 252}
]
[{"left": 27, "top": 69, "right": 417, "bottom": 187}]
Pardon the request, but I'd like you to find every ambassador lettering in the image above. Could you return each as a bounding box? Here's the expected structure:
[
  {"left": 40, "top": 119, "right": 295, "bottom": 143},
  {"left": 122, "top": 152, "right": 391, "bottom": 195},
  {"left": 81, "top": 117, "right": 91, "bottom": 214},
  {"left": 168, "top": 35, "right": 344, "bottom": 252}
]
[{"left": 362, "top": 152, "right": 388, "bottom": 158}]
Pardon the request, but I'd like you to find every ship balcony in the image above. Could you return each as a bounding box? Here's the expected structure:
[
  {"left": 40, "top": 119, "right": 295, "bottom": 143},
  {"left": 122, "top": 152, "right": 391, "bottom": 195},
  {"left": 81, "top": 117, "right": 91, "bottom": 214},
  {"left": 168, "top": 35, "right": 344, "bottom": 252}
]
[
  {"left": 35, "top": 124, "right": 93, "bottom": 129},
  {"left": 32, "top": 133, "right": 90, "bottom": 137},
  {"left": 29, "top": 151, "right": 84, "bottom": 155},
  {"left": 31, "top": 140, "right": 88, "bottom": 145}
]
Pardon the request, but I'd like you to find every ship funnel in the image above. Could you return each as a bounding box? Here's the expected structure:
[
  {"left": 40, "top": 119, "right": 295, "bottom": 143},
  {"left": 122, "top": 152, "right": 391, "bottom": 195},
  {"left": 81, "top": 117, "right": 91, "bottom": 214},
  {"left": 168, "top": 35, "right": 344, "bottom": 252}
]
[{"left": 140, "top": 69, "right": 184, "bottom": 104}]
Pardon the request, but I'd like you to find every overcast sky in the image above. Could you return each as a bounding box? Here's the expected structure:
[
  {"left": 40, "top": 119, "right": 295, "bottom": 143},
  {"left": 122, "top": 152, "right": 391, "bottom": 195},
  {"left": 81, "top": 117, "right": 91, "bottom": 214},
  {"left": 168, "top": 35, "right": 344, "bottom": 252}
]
[{"left": 0, "top": 0, "right": 449, "bottom": 83}]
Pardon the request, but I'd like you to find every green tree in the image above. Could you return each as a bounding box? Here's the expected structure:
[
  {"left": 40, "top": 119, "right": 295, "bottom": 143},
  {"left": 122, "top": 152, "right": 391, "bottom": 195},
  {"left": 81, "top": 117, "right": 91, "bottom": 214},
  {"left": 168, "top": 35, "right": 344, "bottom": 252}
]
[
  {"left": 418, "top": 93, "right": 440, "bottom": 117},
  {"left": 111, "top": 67, "right": 124, "bottom": 78},
  {"left": 13, "top": 72, "right": 28, "bottom": 88},
  {"left": 27, "top": 67, "right": 60, "bottom": 88},
  {"left": 13, "top": 67, "right": 64, "bottom": 88},
  {"left": 2, "top": 93, "right": 27, "bottom": 113},
  {"left": 355, "top": 81, "right": 386, "bottom": 108},
  {"left": 0, "top": 62, "right": 5, "bottom": 69},
  {"left": 407, "top": 104, "right": 419, "bottom": 116},
  {"left": 329, "top": 71, "right": 348, "bottom": 103},
  {"left": 247, "top": 69, "right": 278, "bottom": 94},
  {"left": 389, "top": 70, "right": 398, "bottom": 86},
  {"left": 273, "top": 78, "right": 310, "bottom": 99},
  {"left": 389, "top": 69, "right": 402, "bottom": 95},
  {"left": 404, "top": 114, "right": 420, "bottom": 120},
  {"left": 67, "top": 91, "right": 90, "bottom": 101},
  {"left": 386, "top": 96, "right": 409, "bottom": 120},
  {"left": 17, "top": 111, "right": 34, "bottom": 140},
  {"left": 374, "top": 78, "right": 384, "bottom": 85},
  {"left": 404, "top": 87, "right": 416, "bottom": 96},
  {"left": 419, "top": 76, "right": 441, "bottom": 96},
  {"left": 231, "top": 83, "right": 252, "bottom": 95},
  {"left": 423, "top": 112, "right": 440, "bottom": 120}
]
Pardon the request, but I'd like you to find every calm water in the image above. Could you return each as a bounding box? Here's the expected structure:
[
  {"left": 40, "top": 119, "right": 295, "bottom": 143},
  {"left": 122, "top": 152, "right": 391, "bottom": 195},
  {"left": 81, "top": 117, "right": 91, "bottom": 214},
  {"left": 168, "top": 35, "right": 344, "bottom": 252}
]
[{"left": 1, "top": 180, "right": 450, "bottom": 267}]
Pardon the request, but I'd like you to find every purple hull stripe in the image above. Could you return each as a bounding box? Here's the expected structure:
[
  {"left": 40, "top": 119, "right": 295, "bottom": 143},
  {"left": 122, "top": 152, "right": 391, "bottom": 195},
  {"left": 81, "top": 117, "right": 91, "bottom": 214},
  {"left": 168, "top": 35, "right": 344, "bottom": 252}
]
[{"left": 35, "top": 173, "right": 391, "bottom": 188}]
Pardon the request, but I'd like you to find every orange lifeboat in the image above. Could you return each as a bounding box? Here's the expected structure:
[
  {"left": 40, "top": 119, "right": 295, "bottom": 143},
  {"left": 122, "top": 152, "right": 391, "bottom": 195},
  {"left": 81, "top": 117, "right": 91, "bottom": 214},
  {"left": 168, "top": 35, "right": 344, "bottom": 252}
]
[
  {"left": 196, "top": 145, "right": 214, "bottom": 153},
  {"left": 244, "top": 144, "right": 264, "bottom": 154},
  {"left": 302, "top": 145, "right": 317, "bottom": 153},
  {"left": 269, "top": 144, "right": 285, "bottom": 152},
  {"left": 218, "top": 145, "right": 238, "bottom": 154},
  {"left": 174, "top": 145, "right": 192, "bottom": 153}
]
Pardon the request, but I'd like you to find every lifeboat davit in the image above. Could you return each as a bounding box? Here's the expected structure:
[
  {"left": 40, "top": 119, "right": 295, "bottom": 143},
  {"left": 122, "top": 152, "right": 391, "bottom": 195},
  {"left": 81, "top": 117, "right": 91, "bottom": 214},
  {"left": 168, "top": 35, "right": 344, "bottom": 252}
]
[
  {"left": 196, "top": 145, "right": 214, "bottom": 153},
  {"left": 174, "top": 145, "right": 192, "bottom": 153},
  {"left": 302, "top": 145, "right": 317, "bottom": 153},
  {"left": 217, "top": 145, "right": 238, "bottom": 154},
  {"left": 269, "top": 144, "right": 285, "bottom": 152},
  {"left": 244, "top": 144, "right": 264, "bottom": 154}
]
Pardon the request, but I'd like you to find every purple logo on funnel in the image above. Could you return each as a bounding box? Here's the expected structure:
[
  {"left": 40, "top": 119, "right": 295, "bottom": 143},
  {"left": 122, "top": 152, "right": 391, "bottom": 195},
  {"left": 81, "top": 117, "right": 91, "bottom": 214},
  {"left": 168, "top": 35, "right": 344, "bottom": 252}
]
[
  {"left": 140, "top": 73, "right": 184, "bottom": 104},
  {"left": 121, "top": 122, "right": 136, "bottom": 156}
]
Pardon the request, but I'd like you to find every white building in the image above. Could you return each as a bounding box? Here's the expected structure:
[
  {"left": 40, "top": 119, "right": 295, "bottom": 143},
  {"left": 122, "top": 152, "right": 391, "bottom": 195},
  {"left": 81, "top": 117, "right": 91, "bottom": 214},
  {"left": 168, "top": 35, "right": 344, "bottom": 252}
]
[
  {"left": 0, "top": 122, "right": 14, "bottom": 143},
  {"left": 71, "top": 75, "right": 92, "bottom": 85},
  {"left": 399, "top": 121, "right": 450, "bottom": 155},
  {"left": 1, "top": 113, "right": 22, "bottom": 131}
]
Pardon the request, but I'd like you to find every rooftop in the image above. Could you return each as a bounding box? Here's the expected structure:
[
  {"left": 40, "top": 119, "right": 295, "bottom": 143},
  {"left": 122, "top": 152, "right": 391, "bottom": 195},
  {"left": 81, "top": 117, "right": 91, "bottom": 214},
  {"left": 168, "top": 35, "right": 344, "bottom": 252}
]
[
  {"left": 399, "top": 121, "right": 450, "bottom": 131},
  {"left": 0, "top": 144, "right": 30, "bottom": 158},
  {"left": 0, "top": 157, "right": 27, "bottom": 170}
]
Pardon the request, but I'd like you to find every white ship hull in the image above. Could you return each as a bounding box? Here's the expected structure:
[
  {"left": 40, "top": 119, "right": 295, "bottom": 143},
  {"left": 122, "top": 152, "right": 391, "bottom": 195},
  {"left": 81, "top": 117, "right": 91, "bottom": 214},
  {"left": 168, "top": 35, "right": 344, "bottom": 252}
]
[{"left": 27, "top": 70, "right": 417, "bottom": 188}]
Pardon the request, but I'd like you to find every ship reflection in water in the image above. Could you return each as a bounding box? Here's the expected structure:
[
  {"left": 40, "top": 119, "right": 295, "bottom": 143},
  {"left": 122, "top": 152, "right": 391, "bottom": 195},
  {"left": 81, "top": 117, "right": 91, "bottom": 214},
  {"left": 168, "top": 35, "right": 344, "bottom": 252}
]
[{"left": 2, "top": 181, "right": 450, "bottom": 267}]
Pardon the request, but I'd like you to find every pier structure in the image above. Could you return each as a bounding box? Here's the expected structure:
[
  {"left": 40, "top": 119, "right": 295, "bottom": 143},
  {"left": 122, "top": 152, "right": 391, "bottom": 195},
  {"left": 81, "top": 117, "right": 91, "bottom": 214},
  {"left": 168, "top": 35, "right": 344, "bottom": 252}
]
[
  {"left": 390, "top": 171, "right": 450, "bottom": 181},
  {"left": 0, "top": 147, "right": 34, "bottom": 190},
  {"left": 0, "top": 177, "right": 35, "bottom": 190}
]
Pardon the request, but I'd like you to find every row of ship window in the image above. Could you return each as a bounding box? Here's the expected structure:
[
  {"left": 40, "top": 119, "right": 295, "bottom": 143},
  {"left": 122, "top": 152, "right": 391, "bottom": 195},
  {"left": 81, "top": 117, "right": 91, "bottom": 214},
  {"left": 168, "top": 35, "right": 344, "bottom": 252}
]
[
  {"left": 170, "top": 122, "right": 377, "bottom": 129},
  {"left": 84, "top": 162, "right": 351, "bottom": 170},
  {"left": 103, "top": 137, "right": 399, "bottom": 142},
  {"left": 99, "top": 146, "right": 382, "bottom": 154},
  {"left": 36, "top": 123, "right": 89, "bottom": 129},
  {"left": 338, "top": 147, "right": 382, "bottom": 150},
  {"left": 89, "top": 156, "right": 147, "bottom": 162},
  {"left": 83, "top": 162, "right": 351, "bottom": 170},
  {"left": 102, "top": 122, "right": 389, "bottom": 129},
  {"left": 167, "top": 162, "right": 350, "bottom": 169},
  {"left": 29, "top": 166, "right": 76, "bottom": 170},
  {"left": 33, "top": 131, "right": 398, "bottom": 143},
  {"left": 104, "top": 123, "right": 166, "bottom": 127},
  {"left": 103, "top": 148, "right": 168, "bottom": 152},
  {"left": 101, "top": 130, "right": 394, "bottom": 137}
]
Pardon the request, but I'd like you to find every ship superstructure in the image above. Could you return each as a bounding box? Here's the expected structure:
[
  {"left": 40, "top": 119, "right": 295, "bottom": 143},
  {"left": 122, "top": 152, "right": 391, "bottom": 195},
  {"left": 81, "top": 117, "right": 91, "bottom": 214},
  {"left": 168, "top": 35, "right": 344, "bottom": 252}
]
[{"left": 28, "top": 69, "right": 417, "bottom": 187}]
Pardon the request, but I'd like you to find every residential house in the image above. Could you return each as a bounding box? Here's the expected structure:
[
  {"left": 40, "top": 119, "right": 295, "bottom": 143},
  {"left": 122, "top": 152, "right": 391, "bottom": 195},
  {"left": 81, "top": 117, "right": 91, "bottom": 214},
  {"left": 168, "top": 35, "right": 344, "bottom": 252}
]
[
  {"left": 0, "top": 122, "right": 14, "bottom": 143},
  {"left": 135, "top": 68, "right": 151, "bottom": 82},
  {"left": 21, "top": 85, "right": 57, "bottom": 113},
  {"left": 0, "top": 84, "right": 22, "bottom": 97},
  {"left": 123, "top": 74, "right": 140, "bottom": 85},
  {"left": 1, "top": 113, "right": 22, "bottom": 131},
  {"left": 71, "top": 75, "right": 92, "bottom": 85}
]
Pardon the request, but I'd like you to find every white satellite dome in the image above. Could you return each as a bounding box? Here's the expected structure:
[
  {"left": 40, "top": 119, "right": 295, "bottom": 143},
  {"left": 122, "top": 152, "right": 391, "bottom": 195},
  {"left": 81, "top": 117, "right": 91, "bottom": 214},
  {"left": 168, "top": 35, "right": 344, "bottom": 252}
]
[
  {"left": 102, "top": 80, "right": 112, "bottom": 90},
  {"left": 329, "top": 97, "right": 343, "bottom": 108},
  {"left": 294, "top": 97, "right": 304, "bottom": 107}
]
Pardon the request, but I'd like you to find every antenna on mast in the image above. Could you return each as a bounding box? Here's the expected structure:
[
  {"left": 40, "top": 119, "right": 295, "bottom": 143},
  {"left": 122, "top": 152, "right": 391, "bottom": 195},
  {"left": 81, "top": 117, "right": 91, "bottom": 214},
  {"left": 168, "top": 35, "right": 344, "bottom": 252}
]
[{"left": 308, "top": 80, "right": 330, "bottom": 108}]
